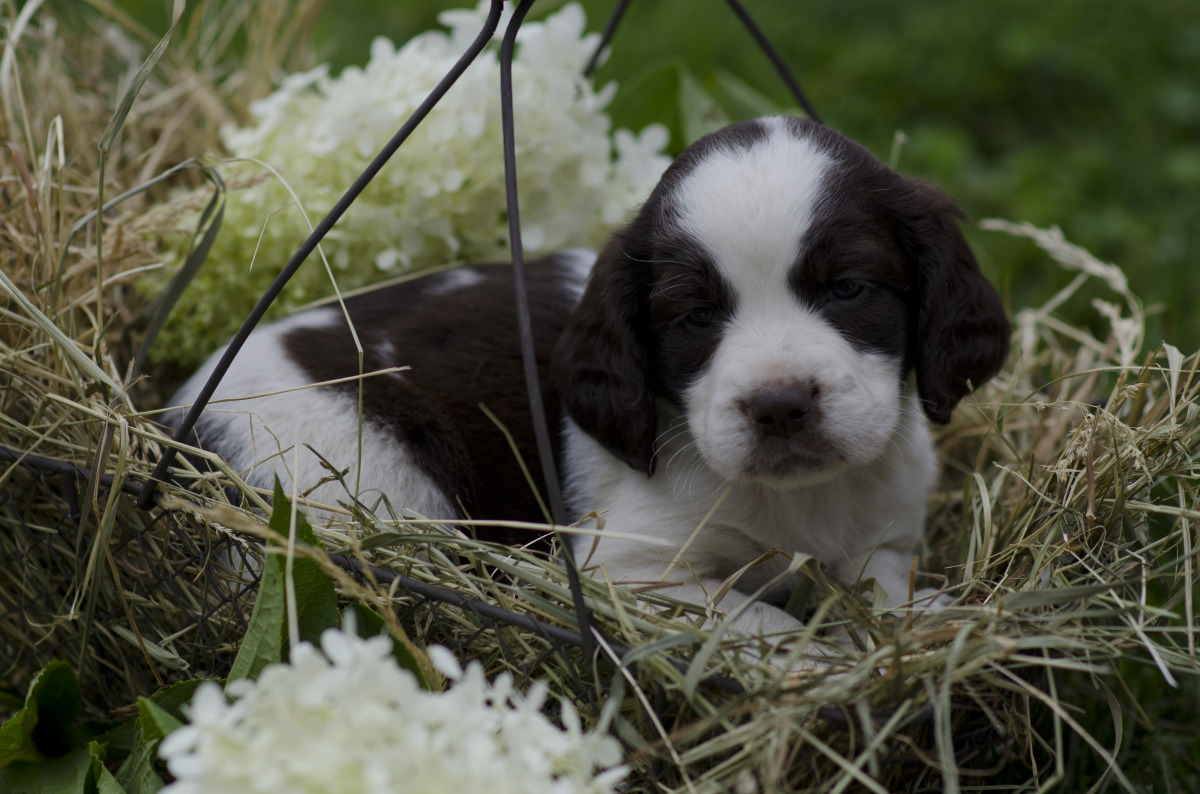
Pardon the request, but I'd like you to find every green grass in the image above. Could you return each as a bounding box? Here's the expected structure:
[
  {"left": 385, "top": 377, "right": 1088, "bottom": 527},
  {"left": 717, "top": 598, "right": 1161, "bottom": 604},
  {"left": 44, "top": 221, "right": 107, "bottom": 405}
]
[
  {"left": 115, "top": 0, "right": 1200, "bottom": 346},
  {"left": 593, "top": 0, "right": 1200, "bottom": 352}
]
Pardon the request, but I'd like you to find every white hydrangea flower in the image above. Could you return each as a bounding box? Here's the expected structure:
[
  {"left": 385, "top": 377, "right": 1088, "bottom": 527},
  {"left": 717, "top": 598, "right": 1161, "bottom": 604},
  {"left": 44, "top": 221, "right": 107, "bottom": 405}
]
[
  {"left": 154, "top": 1, "right": 671, "bottom": 366},
  {"left": 159, "top": 629, "right": 627, "bottom": 794}
]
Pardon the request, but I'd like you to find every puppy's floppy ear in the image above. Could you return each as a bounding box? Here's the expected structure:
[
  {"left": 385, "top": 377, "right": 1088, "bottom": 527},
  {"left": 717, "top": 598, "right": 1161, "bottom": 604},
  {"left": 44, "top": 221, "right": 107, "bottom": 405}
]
[
  {"left": 553, "top": 232, "right": 658, "bottom": 475},
  {"left": 897, "top": 184, "right": 1009, "bottom": 423}
]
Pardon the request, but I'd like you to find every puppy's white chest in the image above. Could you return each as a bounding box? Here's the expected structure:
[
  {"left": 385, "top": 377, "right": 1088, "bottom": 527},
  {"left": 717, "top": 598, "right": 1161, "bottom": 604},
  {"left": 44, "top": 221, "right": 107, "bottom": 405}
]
[{"left": 563, "top": 394, "right": 936, "bottom": 598}]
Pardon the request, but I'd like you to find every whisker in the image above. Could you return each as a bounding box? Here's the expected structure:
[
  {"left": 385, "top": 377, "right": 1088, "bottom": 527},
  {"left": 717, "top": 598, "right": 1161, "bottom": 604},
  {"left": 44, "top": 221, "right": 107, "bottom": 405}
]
[{"left": 618, "top": 248, "right": 699, "bottom": 271}]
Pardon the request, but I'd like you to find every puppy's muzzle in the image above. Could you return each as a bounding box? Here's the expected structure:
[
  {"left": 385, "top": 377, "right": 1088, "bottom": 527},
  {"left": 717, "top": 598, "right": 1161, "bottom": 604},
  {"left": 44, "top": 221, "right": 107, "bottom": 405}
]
[{"left": 742, "top": 381, "right": 822, "bottom": 440}]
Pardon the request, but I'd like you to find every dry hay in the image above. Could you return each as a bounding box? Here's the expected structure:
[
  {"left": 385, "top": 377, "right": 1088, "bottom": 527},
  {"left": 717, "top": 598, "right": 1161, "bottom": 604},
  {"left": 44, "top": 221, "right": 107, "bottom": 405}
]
[
  {"left": 0, "top": 0, "right": 320, "bottom": 715},
  {"left": 1, "top": 3, "right": 1198, "bottom": 791}
]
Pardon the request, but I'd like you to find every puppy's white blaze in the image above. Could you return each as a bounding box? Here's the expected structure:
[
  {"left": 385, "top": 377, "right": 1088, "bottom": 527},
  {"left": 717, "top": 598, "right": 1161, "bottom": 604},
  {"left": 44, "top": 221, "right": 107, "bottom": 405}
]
[
  {"left": 667, "top": 119, "right": 903, "bottom": 486},
  {"left": 675, "top": 118, "right": 832, "bottom": 294},
  {"left": 168, "top": 309, "right": 452, "bottom": 521}
]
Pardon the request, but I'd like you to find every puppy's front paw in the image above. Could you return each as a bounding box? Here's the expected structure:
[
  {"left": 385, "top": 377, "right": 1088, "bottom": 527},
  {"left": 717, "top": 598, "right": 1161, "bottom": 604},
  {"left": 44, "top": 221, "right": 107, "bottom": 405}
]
[{"left": 719, "top": 599, "right": 805, "bottom": 637}]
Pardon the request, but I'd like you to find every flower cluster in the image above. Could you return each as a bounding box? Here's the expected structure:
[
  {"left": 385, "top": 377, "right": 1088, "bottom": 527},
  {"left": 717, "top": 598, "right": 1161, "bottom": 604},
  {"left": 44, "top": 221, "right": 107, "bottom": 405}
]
[
  {"left": 158, "top": 629, "right": 627, "bottom": 794},
  {"left": 152, "top": 1, "right": 670, "bottom": 365}
]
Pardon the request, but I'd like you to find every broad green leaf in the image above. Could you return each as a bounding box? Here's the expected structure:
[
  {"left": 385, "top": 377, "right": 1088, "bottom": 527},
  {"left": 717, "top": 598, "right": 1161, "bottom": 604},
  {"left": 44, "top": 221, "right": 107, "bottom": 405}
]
[
  {"left": 227, "top": 547, "right": 286, "bottom": 682},
  {"left": 91, "top": 741, "right": 129, "bottom": 794},
  {"left": 76, "top": 719, "right": 131, "bottom": 780},
  {"left": 0, "top": 744, "right": 92, "bottom": 793},
  {"left": 112, "top": 681, "right": 206, "bottom": 791},
  {"left": 678, "top": 66, "right": 729, "bottom": 145},
  {"left": 229, "top": 478, "right": 339, "bottom": 680},
  {"left": 0, "top": 711, "right": 38, "bottom": 767},
  {"left": 267, "top": 479, "right": 340, "bottom": 648},
  {"left": 113, "top": 737, "right": 164, "bottom": 794},
  {"left": 110, "top": 681, "right": 203, "bottom": 794},
  {"left": 291, "top": 556, "right": 341, "bottom": 650},
  {"left": 604, "top": 59, "right": 684, "bottom": 154},
  {"left": 711, "top": 69, "right": 788, "bottom": 119},
  {"left": 135, "top": 700, "right": 181, "bottom": 744},
  {"left": 0, "top": 660, "right": 82, "bottom": 766},
  {"left": 149, "top": 679, "right": 207, "bottom": 717}
]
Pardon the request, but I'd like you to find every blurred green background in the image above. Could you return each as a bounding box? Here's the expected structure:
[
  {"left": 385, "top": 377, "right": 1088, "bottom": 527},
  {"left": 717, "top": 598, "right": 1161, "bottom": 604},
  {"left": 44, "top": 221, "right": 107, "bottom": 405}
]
[{"left": 120, "top": 0, "right": 1200, "bottom": 349}]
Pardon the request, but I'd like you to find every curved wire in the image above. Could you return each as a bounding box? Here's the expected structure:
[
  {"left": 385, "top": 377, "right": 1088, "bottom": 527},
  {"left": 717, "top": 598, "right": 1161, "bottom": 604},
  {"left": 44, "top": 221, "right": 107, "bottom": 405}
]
[
  {"left": 127, "top": 0, "right": 825, "bottom": 675},
  {"left": 583, "top": 0, "right": 632, "bottom": 78},
  {"left": 136, "top": 0, "right": 506, "bottom": 509},
  {"left": 499, "top": 0, "right": 596, "bottom": 659},
  {"left": 724, "top": 0, "right": 822, "bottom": 123},
  {"left": 584, "top": 0, "right": 821, "bottom": 123}
]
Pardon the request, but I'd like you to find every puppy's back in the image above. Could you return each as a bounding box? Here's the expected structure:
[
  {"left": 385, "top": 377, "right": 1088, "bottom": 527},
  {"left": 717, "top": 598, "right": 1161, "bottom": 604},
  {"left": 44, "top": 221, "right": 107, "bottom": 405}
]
[{"left": 165, "top": 251, "right": 594, "bottom": 538}]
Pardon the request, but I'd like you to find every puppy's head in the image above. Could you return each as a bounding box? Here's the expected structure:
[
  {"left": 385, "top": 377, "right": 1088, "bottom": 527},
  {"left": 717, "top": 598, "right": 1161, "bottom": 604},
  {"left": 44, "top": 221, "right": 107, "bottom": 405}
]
[{"left": 554, "top": 117, "right": 1008, "bottom": 484}]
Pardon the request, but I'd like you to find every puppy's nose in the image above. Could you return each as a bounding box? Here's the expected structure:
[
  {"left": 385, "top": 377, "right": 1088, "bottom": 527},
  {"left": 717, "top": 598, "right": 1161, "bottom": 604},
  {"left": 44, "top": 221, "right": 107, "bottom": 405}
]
[{"left": 746, "top": 383, "right": 820, "bottom": 439}]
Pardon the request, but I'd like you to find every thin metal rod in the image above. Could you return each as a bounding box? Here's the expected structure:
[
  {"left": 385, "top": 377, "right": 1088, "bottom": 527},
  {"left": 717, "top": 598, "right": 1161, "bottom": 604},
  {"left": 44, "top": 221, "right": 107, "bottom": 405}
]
[
  {"left": 583, "top": 0, "right": 633, "bottom": 78},
  {"left": 500, "top": 0, "right": 564, "bottom": 528},
  {"left": 331, "top": 554, "right": 746, "bottom": 696},
  {"left": 0, "top": 444, "right": 143, "bottom": 497},
  {"left": 332, "top": 555, "right": 607, "bottom": 657},
  {"left": 724, "top": 0, "right": 822, "bottom": 124},
  {"left": 136, "top": 0, "right": 506, "bottom": 510},
  {"left": 499, "top": 0, "right": 596, "bottom": 659}
]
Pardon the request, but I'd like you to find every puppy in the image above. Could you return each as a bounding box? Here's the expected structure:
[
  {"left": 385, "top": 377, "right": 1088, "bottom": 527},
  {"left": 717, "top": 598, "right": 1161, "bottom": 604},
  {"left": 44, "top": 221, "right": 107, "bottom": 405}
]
[{"left": 167, "top": 117, "right": 1008, "bottom": 636}]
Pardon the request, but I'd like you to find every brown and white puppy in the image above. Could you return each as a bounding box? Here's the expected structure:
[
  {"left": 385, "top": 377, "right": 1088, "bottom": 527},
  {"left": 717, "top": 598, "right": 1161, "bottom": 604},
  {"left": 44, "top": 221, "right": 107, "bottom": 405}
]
[{"left": 167, "top": 117, "right": 1008, "bottom": 635}]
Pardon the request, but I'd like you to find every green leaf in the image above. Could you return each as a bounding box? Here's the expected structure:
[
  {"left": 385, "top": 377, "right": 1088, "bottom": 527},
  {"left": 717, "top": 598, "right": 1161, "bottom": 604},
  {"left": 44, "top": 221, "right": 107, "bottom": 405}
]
[
  {"left": 0, "top": 661, "right": 82, "bottom": 766},
  {"left": 74, "top": 719, "right": 131, "bottom": 776},
  {"left": 291, "top": 557, "right": 341, "bottom": 649},
  {"left": 353, "top": 604, "right": 431, "bottom": 690},
  {"left": 110, "top": 681, "right": 204, "bottom": 794},
  {"left": 0, "top": 710, "right": 38, "bottom": 767},
  {"left": 113, "top": 738, "right": 164, "bottom": 794},
  {"left": 0, "top": 662, "right": 136, "bottom": 791},
  {"left": 677, "top": 66, "right": 730, "bottom": 146},
  {"left": 604, "top": 59, "right": 684, "bottom": 154},
  {"left": 227, "top": 546, "right": 286, "bottom": 682},
  {"left": 0, "top": 745, "right": 92, "bottom": 794},
  {"left": 111, "top": 681, "right": 205, "bottom": 791},
  {"left": 131, "top": 163, "right": 225, "bottom": 377},
  {"left": 98, "top": 0, "right": 183, "bottom": 154},
  {"left": 148, "top": 679, "right": 207, "bottom": 717},
  {"left": 135, "top": 700, "right": 181, "bottom": 745},
  {"left": 91, "top": 741, "right": 129, "bottom": 794},
  {"left": 711, "top": 69, "right": 789, "bottom": 119},
  {"left": 90, "top": 721, "right": 137, "bottom": 772},
  {"left": 266, "top": 479, "right": 340, "bottom": 648},
  {"left": 229, "top": 478, "right": 339, "bottom": 681}
]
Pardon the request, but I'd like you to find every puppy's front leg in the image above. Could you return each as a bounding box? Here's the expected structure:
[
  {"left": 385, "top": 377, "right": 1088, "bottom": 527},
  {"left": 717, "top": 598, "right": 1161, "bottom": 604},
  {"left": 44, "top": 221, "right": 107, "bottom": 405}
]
[
  {"left": 597, "top": 563, "right": 804, "bottom": 636},
  {"left": 858, "top": 547, "right": 950, "bottom": 612}
]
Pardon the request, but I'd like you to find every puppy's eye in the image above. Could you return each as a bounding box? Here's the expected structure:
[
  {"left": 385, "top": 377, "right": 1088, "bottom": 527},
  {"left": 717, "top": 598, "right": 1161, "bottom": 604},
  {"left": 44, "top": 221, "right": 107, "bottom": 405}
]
[
  {"left": 686, "top": 307, "right": 716, "bottom": 327},
  {"left": 829, "top": 279, "right": 864, "bottom": 300}
]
